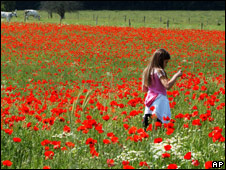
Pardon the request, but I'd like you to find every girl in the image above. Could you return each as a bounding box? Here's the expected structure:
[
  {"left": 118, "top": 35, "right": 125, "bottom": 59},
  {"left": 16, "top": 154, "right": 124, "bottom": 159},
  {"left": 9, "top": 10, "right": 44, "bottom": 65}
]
[{"left": 142, "top": 48, "right": 182, "bottom": 130}]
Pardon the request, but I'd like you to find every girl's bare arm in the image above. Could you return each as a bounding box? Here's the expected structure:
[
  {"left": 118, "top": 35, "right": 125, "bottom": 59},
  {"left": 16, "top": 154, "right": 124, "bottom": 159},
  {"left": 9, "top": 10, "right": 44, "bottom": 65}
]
[
  {"left": 142, "top": 84, "right": 148, "bottom": 92},
  {"left": 160, "top": 70, "right": 182, "bottom": 90}
]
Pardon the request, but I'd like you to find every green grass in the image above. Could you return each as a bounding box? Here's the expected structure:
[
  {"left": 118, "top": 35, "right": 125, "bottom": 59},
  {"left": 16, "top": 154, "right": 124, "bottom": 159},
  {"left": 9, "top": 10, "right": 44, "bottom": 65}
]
[{"left": 2, "top": 10, "right": 225, "bottom": 30}]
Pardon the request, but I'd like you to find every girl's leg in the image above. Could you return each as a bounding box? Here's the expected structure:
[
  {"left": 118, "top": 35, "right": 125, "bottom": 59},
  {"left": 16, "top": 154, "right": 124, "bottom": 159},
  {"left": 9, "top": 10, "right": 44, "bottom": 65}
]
[
  {"left": 157, "top": 118, "right": 162, "bottom": 123},
  {"left": 143, "top": 114, "right": 151, "bottom": 130}
]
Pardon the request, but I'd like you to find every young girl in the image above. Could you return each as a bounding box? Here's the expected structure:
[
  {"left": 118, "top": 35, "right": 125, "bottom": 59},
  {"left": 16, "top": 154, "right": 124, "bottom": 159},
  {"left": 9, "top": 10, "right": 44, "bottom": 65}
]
[{"left": 142, "top": 48, "right": 182, "bottom": 130}]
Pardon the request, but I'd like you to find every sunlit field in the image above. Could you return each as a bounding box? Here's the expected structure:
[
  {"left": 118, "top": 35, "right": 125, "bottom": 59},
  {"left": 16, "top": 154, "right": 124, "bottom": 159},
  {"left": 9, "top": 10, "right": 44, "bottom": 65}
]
[
  {"left": 1, "top": 10, "right": 225, "bottom": 30},
  {"left": 1, "top": 13, "right": 225, "bottom": 169}
]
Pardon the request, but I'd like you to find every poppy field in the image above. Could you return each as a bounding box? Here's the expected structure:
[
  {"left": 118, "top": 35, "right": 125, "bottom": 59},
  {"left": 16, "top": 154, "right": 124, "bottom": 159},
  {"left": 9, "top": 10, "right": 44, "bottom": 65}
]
[{"left": 1, "top": 22, "right": 225, "bottom": 169}]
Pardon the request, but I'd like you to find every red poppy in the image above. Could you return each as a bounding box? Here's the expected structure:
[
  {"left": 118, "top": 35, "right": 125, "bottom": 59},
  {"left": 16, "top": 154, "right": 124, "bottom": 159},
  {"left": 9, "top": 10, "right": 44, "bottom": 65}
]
[
  {"left": 123, "top": 165, "right": 135, "bottom": 169},
  {"left": 162, "top": 153, "right": 171, "bottom": 158},
  {"left": 13, "top": 137, "right": 21, "bottom": 143},
  {"left": 150, "top": 106, "right": 155, "bottom": 111},
  {"left": 139, "top": 161, "right": 149, "bottom": 168},
  {"left": 184, "top": 152, "right": 191, "bottom": 160},
  {"left": 166, "top": 128, "right": 174, "bottom": 135},
  {"left": 192, "top": 160, "right": 200, "bottom": 166},
  {"left": 167, "top": 164, "right": 177, "bottom": 169},
  {"left": 192, "top": 119, "right": 202, "bottom": 126},
  {"left": 33, "top": 126, "right": 39, "bottom": 131},
  {"left": 107, "top": 159, "right": 115, "bottom": 167},
  {"left": 146, "top": 124, "right": 152, "bottom": 131},
  {"left": 103, "top": 139, "right": 111, "bottom": 144},
  {"left": 122, "top": 160, "right": 130, "bottom": 166},
  {"left": 164, "top": 145, "right": 172, "bottom": 151},
  {"left": 102, "top": 115, "right": 110, "bottom": 121},
  {"left": 2, "top": 160, "right": 13, "bottom": 166},
  {"left": 154, "top": 138, "right": 162, "bottom": 143},
  {"left": 44, "top": 151, "right": 54, "bottom": 159},
  {"left": 63, "top": 125, "right": 71, "bottom": 133},
  {"left": 128, "top": 126, "right": 137, "bottom": 134},
  {"left": 43, "top": 166, "right": 51, "bottom": 169},
  {"left": 183, "top": 124, "right": 189, "bottom": 128},
  {"left": 123, "top": 124, "right": 129, "bottom": 130},
  {"left": 111, "top": 136, "right": 119, "bottom": 144},
  {"left": 205, "top": 161, "right": 213, "bottom": 169},
  {"left": 65, "top": 142, "right": 75, "bottom": 148},
  {"left": 41, "top": 139, "right": 51, "bottom": 146}
]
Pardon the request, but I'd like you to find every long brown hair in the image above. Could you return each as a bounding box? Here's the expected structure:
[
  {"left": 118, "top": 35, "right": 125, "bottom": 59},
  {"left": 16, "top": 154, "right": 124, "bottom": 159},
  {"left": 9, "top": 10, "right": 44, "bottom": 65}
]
[{"left": 142, "top": 48, "right": 171, "bottom": 87}]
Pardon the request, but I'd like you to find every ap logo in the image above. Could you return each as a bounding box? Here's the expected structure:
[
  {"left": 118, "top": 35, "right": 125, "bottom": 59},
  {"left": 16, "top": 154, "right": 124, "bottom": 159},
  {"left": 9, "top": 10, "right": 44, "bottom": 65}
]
[{"left": 212, "top": 161, "right": 224, "bottom": 168}]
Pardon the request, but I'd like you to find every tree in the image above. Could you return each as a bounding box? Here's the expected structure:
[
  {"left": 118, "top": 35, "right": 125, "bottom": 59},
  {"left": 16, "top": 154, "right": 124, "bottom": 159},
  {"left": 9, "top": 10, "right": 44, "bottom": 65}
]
[
  {"left": 1, "top": 1, "right": 16, "bottom": 11},
  {"left": 40, "top": 1, "right": 83, "bottom": 24}
]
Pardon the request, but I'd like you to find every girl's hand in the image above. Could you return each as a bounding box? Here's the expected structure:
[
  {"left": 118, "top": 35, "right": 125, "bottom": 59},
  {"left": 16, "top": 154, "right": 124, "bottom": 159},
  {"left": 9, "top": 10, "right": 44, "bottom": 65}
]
[{"left": 176, "top": 70, "right": 183, "bottom": 77}]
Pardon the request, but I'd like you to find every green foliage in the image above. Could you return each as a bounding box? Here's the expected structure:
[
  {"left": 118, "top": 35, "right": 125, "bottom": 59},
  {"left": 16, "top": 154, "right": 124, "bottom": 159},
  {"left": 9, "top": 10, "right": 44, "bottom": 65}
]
[{"left": 1, "top": 1, "right": 16, "bottom": 11}]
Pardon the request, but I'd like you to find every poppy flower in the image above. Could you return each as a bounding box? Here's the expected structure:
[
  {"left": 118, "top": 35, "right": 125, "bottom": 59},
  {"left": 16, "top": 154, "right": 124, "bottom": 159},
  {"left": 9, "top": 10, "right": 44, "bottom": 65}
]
[
  {"left": 63, "top": 125, "right": 71, "bottom": 133},
  {"left": 44, "top": 151, "right": 54, "bottom": 159},
  {"left": 102, "top": 115, "right": 110, "bottom": 121},
  {"left": 139, "top": 161, "right": 149, "bottom": 168},
  {"left": 128, "top": 126, "right": 137, "bottom": 134},
  {"left": 123, "top": 165, "right": 135, "bottom": 169},
  {"left": 154, "top": 138, "right": 162, "bottom": 143},
  {"left": 192, "top": 160, "right": 200, "bottom": 166},
  {"left": 13, "top": 137, "right": 21, "bottom": 143},
  {"left": 2, "top": 160, "right": 13, "bottom": 166},
  {"left": 65, "top": 142, "right": 75, "bottom": 148},
  {"left": 111, "top": 136, "right": 119, "bottom": 144},
  {"left": 43, "top": 166, "right": 51, "bottom": 169},
  {"left": 103, "top": 139, "right": 111, "bottom": 144},
  {"left": 162, "top": 153, "right": 171, "bottom": 158},
  {"left": 122, "top": 161, "right": 130, "bottom": 166},
  {"left": 146, "top": 124, "right": 152, "bottom": 131},
  {"left": 205, "top": 161, "right": 213, "bottom": 169},
  {"left": 107, "top": 159, "right": 115, "bottom": 167},
  {"left": 164, "top": 145, "right": 172, "bottom": 151},
  {"left": 183, "top": 124, "right": 189, "bottom": 128},
  {"left": 167, "top": 164, "right": 177, "bottom": 169},
  {"left": 150, "top": 106, "right": 155, "bottom": 111},
  {"left": 184, "top": 152, "right": 191, "bottom": 160}
]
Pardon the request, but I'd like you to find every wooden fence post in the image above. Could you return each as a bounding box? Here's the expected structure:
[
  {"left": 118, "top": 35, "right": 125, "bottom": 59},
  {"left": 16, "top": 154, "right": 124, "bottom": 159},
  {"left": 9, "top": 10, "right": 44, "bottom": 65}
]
[
  {"left": 144, "top": 16, "right": 146, "bottom": 23},
  {"left": 129, "top": 19, "right": 131, "bottom": 27},
  {"left": 201, "top": 22, "right": 203, "bottom": 30},
  {"left": 124, "top": 15, "right": 126, "bottom": 22},
  {"left": 167, "top": 19, "right": 169, "bottom": 29}
]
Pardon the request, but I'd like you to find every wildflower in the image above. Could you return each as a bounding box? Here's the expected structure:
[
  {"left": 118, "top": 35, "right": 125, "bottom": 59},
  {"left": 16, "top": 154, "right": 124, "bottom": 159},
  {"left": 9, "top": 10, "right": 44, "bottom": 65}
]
[
  {"left": 107, "top": 159, "right": 115, "bottom": 167},
  {"left": 2, "top": 160, "right": 13, "bottom": 166},
  {"left": 44, "top": 151, "right": 54, "bottom": 159},
  {"left": 162, "top": 153, "right": 171, "bottom": 158},
  {"left": 154, "top": 138, "right": 162, "bottom": 143},
  {"left": 103, "top": 139, "right": 111, "bottom": 144},
  {"left": 128, "top": 126, "right": 137, "bottom": 134},
  {"left": 192, "top": 160, "right": 200, "bottom": 166},
  {"left": 63, "top": 125, "right": 71, "bottom": 133},
  {"left": 123, "top": 165, "right": 135, "bottom": 169},
  {"left": 167, "top": 164, "right": 177, "bottom": 169},
  {"left": 184, "top": 152, "right": 191, "bottom": 160},
  {"left": 12, "top": 137, "right": 21, "bottom": 143},
  {"left": 122, "top": 161, "right": 130, "bottom": 166},
  {"left": 205, "top": 161, "right": 213, "bottom": 169},
  {"left": 150, "top": 106, "right": 155, "bottom": 111},
  {"left": 164, "top": 145, "right": 172, "bottom": 151},
  {"left": 65, "top": 141, "right": 75, "bottom": 148},
  {"left": 43, "top": 166, "right": 51, "bottom": 169},
  {"left": 102, "top": 115, "right": 110, "bottom": 121}
]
